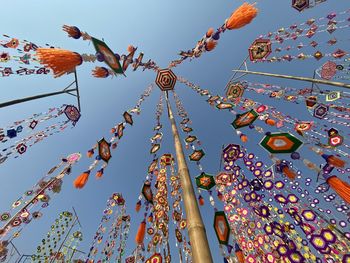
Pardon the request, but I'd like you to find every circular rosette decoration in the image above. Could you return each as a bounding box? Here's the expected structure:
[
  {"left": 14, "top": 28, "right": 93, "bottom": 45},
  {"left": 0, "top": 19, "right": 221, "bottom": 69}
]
[
  {"left": 196, "top": 172, "right": 216, "bottom": 190},
  {"left": 145, "top": 253, "right": 162, "bottom": 263},
  {"left": 321, "top": 61, "right": 337, "bottom": 80},
  {"left": 248, "top": 39, "right": 272, "bottom": 61},
  {"left": 155, "top": 68, "right": 177, "bottom": 91},
  {"left": 260, "top": 132, "right": 303, "bottom": 154},
  {"left": 64, "top": 105, "right": 81, "bottom": 123}
]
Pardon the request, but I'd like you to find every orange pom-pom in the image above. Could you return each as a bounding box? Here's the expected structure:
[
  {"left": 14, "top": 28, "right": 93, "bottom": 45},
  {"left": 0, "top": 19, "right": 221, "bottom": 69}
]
[
  {"left": 135, "top": 221, "right": 146, "bottom": 245},
  {"left": 36, "top": 48, "right": 82, "bottom": 78},
  {"left": 127, "top": 45, "right": 135, "bottom": 53},
  {"left": 265, "top": 118, "right": 276, "bottom": 126},
  {"left": 206, "top": 27, "right": 214, "bottom": 37},
  {"left": 111, "top": 128, "right": 116, "bottom": 134},
  {"left": 205, "top": 40, "right": 217, "bottom": 51},
  {"left": 226, "top": 2, "right": 258, "bottom": 30},
  {"left": 92, "top": 67, "right": 109, "bottom": 78},
  {"left": 327, "top": 176, "right": 350, "bottom": 204},
  {"left": 74, "top": 171, "right": 90, "bottom": 189}
]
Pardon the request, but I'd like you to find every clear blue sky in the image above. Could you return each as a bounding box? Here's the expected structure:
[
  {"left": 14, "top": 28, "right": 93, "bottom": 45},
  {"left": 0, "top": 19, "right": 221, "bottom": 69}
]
[{"left": 0, "top": 0, "right": 349, "bottom": 262}]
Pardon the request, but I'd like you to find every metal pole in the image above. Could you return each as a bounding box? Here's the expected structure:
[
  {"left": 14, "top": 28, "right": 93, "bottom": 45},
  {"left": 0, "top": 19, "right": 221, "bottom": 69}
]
[
  {"left": 0, "top": 88, "right": 77, "bottom": 109},
  {"left": 164, "top": 92, "right": 213, "bottom": 263},
  {"left": 232, "top": 69, "right": 350, "bottom": 89}
]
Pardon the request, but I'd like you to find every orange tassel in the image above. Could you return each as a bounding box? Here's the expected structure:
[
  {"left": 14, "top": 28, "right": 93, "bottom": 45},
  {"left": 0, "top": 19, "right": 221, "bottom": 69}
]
[
  {"left": 265, "top": 118, "right": 276, "bottom": 126},
  {"left": 110, "top": 128, "right": 116, "bottom": 134},
  {"left": 148, "top": 213, "right": 153, "bottom": 223},
  {"left": 235, "top": 244, "right": 245, "bottom": 263},
  {"left": 62, "top": 25, "right": 81, "bottom": 39},
  {"left": 327, "top": 155, "right": 346, "bottom": 168},
  {"left": 226, "top": 2, "right": 258, "bottom": 30},
  {"left": 36, "top": 48, "right": 82, "bottom": 78},
  {"left": 74, "top": 171, "right": 90, "bottom": 189},
  {"left": 135, "top": 200, "right": 142, "bottom": 212},
  {"left": 240, "top": 134, "right": 248, "bottom": 143},
  {"left": 327, "top": 176, "right": 350, "bottom": 204},
  {"left": 135, "top": 221, "right": 146, "bottom": 245},
  {"left": 205, "top": 40, "right": 217, "bottom": 51},
  {"left": 206, "top": 27, "right": 214, "bottom": 37},
  {"left": 282, "top": 166, "right": 296, "bottom": 180},
  {"left": 87, "top": 149, "right": 94, "bottom": 158},
  {"left": 92, "top": 67, "right": 109, "bottom": 78},
  {"left": 95, "top": 169, "right": 104, "bottom": 179}
]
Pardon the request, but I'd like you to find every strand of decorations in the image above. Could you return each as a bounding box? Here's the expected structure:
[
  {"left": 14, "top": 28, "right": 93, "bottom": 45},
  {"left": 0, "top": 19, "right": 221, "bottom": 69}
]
[
  {"left": 0, "top": 66, "right": 50, "bottom": 77},
  {"left": 247, "top": 10, "right": 349, "bottom": 63},
  {"left": 0, "top": 153, "right": 81, "bottom": 242},
  {"left": 291, "top": 0, "right": 327, "bottom": 12},
  {"left": 61, "top": 228, "right": 83, "bottom": 261},
  {"left": 33, "top": 25, "right": 159, "bottom": 79},
  {"left": 0, "top": 104, "right": 81, "bottom": 165},
  {"left": 168, "top": 2, "right": 258, "bottom": 68},
  {"left": 73, "top": 84, "right": 154, "bottom": 189},
  {"left": 31, "top": 210, "right": 80, "bottom": 262},
  {"left": 134, "top": 94, "right": 164, "bottom": 254},
  {"left": 85, "top": 193, "right": 128, "bottom": 262},
  {"left": 258, "top": 10, "right": 349, "bottom": 42},
  {"left": 168, "top": 158, "right": 192, "bottom": 262}
]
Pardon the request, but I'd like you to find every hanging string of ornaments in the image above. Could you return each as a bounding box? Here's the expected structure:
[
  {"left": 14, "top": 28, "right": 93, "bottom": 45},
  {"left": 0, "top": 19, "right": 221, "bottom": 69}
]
[
  {"left": 0, "top": 153, "right": 81, "bottom": 246},
  {"left": 0, "top": 104, "right": 81, "bottom": 165},
  {"left": 85, "top": 193, "right": 130, "bottom": 263},
  {"left": 248, "top": 9, "right": 349, "bottom": 63}
]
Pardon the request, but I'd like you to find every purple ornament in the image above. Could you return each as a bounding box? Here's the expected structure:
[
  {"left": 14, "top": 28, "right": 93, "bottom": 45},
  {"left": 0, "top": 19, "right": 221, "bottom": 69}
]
[
  {"left": 114, "top": 53, "right": 120, "bottom": 60},
  {"left": 96, "top": 52, "right": 105, "bottom": 62},
  {"left": 291, "top": 152, "right": 300, "bottom": 160},
  {"left": 212, "top": 31, "right": 221, "bottom": 40},
  {"left": 326, "top": 12, "right": 336, "bottom": 20}
]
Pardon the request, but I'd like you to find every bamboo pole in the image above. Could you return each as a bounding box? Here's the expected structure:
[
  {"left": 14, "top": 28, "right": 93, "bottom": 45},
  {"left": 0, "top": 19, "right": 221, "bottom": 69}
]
[
  {"left": 164, "top": 92, "right": 213, "bottom": 263},
  {"left": 232, "top": 69, "right": 350, "bottom": 89}
]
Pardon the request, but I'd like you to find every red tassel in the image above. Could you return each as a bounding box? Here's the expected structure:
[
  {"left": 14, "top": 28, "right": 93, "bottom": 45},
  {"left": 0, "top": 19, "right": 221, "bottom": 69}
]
[
  {"left": 92, "top": 67, "right": 110, "bottom": 78},
  {"left": 135, "top": 221, "right": 146, "bottom": 245},
  {"left": 226, "top": 3, "right": 258, "bottom": 30},
  {"left": 327, "top": 176, "right": 350, "bottom": 204},
  {"left": 74, "top": 171, "right": 90, "bottom": 189}
]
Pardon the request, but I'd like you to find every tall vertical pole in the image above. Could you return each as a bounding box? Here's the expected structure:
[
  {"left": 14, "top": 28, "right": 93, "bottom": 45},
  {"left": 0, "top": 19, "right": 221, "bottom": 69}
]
[{"left": 164, "top": 92, "right": 213, "bottom": 263}]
